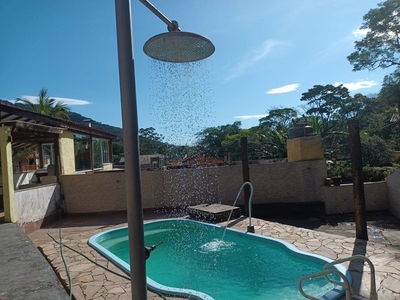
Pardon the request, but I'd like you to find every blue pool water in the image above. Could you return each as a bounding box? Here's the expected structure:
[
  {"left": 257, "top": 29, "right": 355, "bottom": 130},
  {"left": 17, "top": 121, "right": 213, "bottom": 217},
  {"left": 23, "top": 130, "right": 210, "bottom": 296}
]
[{"left": 89, "top": 219, "right": 351, "bottom": 300}]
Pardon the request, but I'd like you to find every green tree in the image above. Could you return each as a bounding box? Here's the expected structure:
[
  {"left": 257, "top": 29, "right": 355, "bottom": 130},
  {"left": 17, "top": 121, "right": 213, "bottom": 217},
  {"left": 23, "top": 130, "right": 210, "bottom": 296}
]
[
  {"left": 347, "top": 0, "right": 400, "bottom": 151},
  {"left": 259, "top": 107, "right": 297, "bottom": 130},
  {"left": 195, "top": 121, "right": 242, "bottom": 158},
  {"left": 347, "top": 0, "right": 400, "bottom": 71},
  {"left": 112, "top": 139, "right": 124, "bottom": 164},
  {"left": 300, "top": 84, "right": 351, "bottom": 131},
  {"left": 361, "top": 134, "right": 394, "bottom": 166},
  {"left": 378, "top": 71, "right": 400, "bottom": 150},
  {"left": 16, "top": 88, "right": 70, "bottom": 119},
  {"left": 257, "top": 108, "right": 297, "bottom": 159},
  {"left": 262, "top": 123, "right": 289, "bottom": 159},
  {"left": 221, "top": 128, "right": 265, "bottom": 161},
  {"left": 380, "top": 69, "right": 400, "bottom": 114},
  {"left": 300, "top": 84, "right": 356, "bottom": 159},
  {"left": 138, "top": 127, "right": 166, "bottom": 155}
]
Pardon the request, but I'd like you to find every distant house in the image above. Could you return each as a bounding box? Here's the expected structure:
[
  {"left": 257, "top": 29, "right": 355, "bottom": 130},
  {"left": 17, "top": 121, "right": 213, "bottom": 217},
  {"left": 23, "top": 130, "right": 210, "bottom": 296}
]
[
  {"left": 124, "top": 153, "right": 225, "bottom": 169},
  {"left": 140, "top": 154, "right": 167, "bottom": 169},
  {"left": 181, "top": 153, "right": 224, "bottom": 167},
  {"left": 118, "top": 154, "right": 167, "bottom": 169}
]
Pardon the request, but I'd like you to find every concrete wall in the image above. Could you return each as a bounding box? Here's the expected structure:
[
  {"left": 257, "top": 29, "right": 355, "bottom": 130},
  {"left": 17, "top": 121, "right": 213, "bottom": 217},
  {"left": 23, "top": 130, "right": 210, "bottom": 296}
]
[
  {"left": 62, "top": 171, "right": 126, "bottom": 214},
  {"left": 386, "top": 170, "right": 400, "bottom": 219},
  {"left": 62, "top": 160, "right": 328, "bottom": 214},
  {"left": 61, "top": 159, "right": 395, "bottom": 217},
  {"left": 14, "top": 184, "right": 61, "bottom": 226},
  {"left": 287, "top": 136, "right": 324, "bottom": 162},
  {"left": 321, "top": 182, "right": 388, "bottom": 215}
]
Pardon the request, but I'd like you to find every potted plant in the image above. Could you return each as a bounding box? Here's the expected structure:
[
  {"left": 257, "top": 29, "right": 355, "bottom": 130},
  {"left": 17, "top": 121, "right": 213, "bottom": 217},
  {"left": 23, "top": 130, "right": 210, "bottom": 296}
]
[{"left": 327, "top": 160, "right": 342, "bottom": 186}]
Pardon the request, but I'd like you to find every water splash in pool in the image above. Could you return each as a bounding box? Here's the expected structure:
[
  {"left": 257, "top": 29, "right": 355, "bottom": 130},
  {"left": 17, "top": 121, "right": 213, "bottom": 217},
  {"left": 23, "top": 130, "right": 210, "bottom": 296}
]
[{"left": 198, "top": 238, "right": 235, "bottom": 253}]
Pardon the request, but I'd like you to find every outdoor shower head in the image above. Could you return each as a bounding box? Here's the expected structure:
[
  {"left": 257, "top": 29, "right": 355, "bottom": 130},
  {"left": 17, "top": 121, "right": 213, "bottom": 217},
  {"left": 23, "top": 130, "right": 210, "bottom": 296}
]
[{"left": 143, "top": 31, "right": 215, "bottom": 63}]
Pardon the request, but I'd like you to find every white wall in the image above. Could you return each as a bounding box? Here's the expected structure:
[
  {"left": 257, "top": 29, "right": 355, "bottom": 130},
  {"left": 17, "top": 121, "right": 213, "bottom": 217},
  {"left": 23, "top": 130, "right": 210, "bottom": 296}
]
[
  {"left": 14, "top": 184, "right": 61, "bottom": 226},
  {"left": 321, "top": 182, "right": 388, "bottom": 214}
]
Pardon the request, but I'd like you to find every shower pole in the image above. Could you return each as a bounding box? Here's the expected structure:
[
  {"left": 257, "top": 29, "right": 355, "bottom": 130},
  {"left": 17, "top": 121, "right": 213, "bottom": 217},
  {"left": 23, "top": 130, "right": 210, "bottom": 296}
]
[{"left": 115, "top": 1, "right": 147, "bottom": 299}]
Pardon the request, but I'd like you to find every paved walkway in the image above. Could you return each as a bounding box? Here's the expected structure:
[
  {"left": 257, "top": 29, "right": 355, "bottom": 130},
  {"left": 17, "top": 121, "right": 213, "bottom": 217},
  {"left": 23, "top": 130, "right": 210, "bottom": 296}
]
[{"left": 27, "top": 213, "right": 400, "bottom": 300}]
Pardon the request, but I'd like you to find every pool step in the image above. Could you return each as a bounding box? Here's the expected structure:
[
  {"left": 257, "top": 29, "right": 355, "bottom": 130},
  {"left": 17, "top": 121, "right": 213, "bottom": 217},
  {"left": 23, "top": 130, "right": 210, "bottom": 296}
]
[{"left": 187, "top": 204, "right": 241, "bottom": 223}]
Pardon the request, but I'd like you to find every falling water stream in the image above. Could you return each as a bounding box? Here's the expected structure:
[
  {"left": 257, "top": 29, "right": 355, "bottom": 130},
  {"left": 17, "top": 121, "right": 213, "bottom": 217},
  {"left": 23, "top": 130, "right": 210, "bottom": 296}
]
[
  {"left": 147, "top": 59, "right": 222, "bottom": 215},
  {"left": 148, "top": 60, "right": 214, "bottom": 146}
]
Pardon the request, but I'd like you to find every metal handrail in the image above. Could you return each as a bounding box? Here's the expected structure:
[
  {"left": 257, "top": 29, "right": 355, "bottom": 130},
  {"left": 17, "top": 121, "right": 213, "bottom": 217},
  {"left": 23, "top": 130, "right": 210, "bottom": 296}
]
[
  {"left": 298, "top": 255, "right": 377, "bottom": 300},
  {"left": 323, "top": 255, "right": 377, "bottom": 300},
  {"left": 298, "top": 269, "right": 352, "bottom": 300}
]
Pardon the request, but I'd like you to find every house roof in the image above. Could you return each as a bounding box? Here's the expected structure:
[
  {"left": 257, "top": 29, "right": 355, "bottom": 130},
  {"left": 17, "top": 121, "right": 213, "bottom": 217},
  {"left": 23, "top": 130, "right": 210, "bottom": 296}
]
[{"left": 0, "top": 100, "right": 117, "bottom": 150}]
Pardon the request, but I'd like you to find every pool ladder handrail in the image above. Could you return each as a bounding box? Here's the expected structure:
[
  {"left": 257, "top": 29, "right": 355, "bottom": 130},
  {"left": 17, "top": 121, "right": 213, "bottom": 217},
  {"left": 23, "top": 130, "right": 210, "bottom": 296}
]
[
  {"left": 298, "top": 255, "right": 377, "bottom": 300},
  {"left": 298, "top": 269, "right": 352, "bottom": 300},
  {"left": 236, "top": 181, "right": 254, "bottom": 232}
]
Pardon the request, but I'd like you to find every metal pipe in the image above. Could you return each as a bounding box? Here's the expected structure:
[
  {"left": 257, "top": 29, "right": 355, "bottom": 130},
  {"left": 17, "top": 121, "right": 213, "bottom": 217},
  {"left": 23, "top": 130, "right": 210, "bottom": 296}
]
[
  {"left": 243, "top": 181, "right": 254, "bottom": 233},
  {"left": 236, "top": 181, "right": 254, "bottom": 233},
  {"left": 114, "top": 1, "right": 147, "bottom": 299},
  {"left": 139, "top": 0, "right": 180, "bottom": 31}
]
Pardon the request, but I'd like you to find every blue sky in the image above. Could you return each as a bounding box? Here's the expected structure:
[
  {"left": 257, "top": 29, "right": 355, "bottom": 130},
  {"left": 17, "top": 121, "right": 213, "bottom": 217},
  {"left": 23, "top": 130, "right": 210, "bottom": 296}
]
[{"left": 0, "top": 0, "right": 392, "bottom": 144}]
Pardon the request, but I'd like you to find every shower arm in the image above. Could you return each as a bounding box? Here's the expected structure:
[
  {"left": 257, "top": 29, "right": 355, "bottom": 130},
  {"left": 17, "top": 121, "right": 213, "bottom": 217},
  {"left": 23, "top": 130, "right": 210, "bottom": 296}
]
[{"left": 139, "top": 0, "right": 181, "bottom": 32}]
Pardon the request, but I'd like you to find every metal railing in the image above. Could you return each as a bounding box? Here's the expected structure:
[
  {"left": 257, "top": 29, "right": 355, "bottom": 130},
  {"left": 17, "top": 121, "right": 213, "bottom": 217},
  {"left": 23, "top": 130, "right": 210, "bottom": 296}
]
[
  {"left": 298, "top": 269, "right": 352, "bottom": 300},
  {"left": 298, "top": 255, "right": 377, "bottom": 300}
]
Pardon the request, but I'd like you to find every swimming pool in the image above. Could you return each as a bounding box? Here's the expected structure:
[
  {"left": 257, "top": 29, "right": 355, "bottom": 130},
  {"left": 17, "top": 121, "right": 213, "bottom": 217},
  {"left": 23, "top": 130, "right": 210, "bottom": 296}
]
[{"left": 88, "top": 219, "right": 351, "bottom": 299}]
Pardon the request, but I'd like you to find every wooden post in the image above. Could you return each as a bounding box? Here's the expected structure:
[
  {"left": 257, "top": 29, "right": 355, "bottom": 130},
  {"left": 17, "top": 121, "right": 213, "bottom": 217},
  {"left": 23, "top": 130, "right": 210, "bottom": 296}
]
[
  {"left": 241, "top": 137, "right": 250, "bottom": 216},
  {"left": 0, "top": 126, "right": 17, "bottom": 222},
  {"left": 348, "top": 119, "right": 368, "bottom": 240}
]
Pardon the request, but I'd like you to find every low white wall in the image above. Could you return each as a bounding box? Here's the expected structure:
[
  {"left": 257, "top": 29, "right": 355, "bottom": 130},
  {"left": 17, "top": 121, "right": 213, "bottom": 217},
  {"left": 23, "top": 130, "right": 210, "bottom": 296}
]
[
  {"left": 386, "top": 170, "right": 400, "bottom": 219},
  {"left": 321, "top": 182, "right": 389, "bottom": 214},
  {"left": 14, "top": 184, "right": 61, "bottom": 226}
]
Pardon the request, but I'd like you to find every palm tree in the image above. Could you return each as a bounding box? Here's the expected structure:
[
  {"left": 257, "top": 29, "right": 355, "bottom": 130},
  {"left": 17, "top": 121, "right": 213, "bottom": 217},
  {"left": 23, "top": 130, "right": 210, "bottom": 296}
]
[{"left": 16, "top": 88, "right": 70, "bottom": 119}]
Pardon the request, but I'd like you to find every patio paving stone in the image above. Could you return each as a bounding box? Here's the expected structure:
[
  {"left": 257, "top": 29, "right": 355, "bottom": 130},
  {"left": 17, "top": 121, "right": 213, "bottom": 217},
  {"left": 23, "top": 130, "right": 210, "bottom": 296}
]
[{"left": 27, "top": 214, "right": 400, "bottom": 300}]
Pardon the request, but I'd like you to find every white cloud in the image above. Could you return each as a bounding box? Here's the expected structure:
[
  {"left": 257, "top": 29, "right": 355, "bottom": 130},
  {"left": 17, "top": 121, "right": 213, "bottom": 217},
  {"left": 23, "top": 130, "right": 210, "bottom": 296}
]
[
  {"left": 225, "top": 40, "right": 288, "bottom": 81},
  {"left": 352, "top": 28, "right": 370, "bottom": 38},
  {"left": 234, "top": 114, "right": 267, "bottom": 121},
  {"left": 266, "top": 84, "right": 300, "bottom": 95},
  {"left": 334, "top": 81, "right": 377, "bottom": 92},
  {"left": 20, "top": 95, "right": 91, "bottom": 106}
]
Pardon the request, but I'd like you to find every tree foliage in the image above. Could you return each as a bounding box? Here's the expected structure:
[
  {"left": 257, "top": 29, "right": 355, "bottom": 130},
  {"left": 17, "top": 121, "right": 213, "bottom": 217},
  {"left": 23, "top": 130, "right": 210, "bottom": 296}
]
[
  {"left": 261, "top": 123, "right": 289, "bottom": 159},
  {"left": 300, "top": 84, "right": 351, "bottom": 131},
  {"left": 16, "top": 88, "right": 70, "bottom": 119},
  {"left": 195, "top": 121, "right": 242, "bottom": 158},
  {"left": 380, "top": 69, "right": 400, "bottom": 113},
  {"left": 347, "top": 0, "right": 400, "bottom": 71},
  {"left": 139, "top": 127, "right": 166, "bottom": 155},
  {"left": 259, "top": 107, "right": 297, "bottom": 130},
  {"left": 361, "top": 134, "right": 394, "bottom": 166}
]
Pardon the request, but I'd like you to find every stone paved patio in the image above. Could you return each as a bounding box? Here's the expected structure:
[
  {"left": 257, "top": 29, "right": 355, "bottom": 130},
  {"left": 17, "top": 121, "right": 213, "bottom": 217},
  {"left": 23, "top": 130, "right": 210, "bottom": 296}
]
[{"left": 28, "top": 214, "right": 400, "bottom": 299}]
